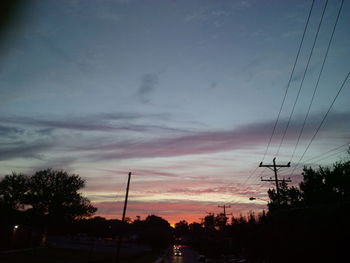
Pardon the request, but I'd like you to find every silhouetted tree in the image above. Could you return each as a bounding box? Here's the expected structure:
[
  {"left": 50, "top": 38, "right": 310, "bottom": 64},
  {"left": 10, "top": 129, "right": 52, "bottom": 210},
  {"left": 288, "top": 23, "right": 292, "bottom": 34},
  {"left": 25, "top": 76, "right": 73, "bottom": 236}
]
[
  {"left": 267, "top": 151, "right": 350, "bottom": 211},
  {"left": 189, "top": 222, "right": 202, "bottom": 235},
  {"left": 0, "top": 173, "right": 28, "bottom": 246},
  {"left": 261, "top": 152, "right": 350, "bottom": 262},
  {"left": 202, "top": 213, "right": 215, "bottom": 230},
  {"left": 174, "top": 220, "right": 189, "bottom": 238},
  {"left": 267, "top": 179, "right": 303, "bottom": 211},
  {"left": 138, "top": 215, "right": 173, "bottom": 251},
  {"left": 27, "top": 169, "right": 96, "bottom": 223},
  {"left": 0, "top": 173, "right": 28, "bottom": 210},
  {"left": 215, "top": 213, "right": 228, "bottom": 230},
  {"left": 300, "top": 158, "right": 350, "bottom": 205},
  {"left": 0, "top": 169, "right": 96, "bottom": 224}
]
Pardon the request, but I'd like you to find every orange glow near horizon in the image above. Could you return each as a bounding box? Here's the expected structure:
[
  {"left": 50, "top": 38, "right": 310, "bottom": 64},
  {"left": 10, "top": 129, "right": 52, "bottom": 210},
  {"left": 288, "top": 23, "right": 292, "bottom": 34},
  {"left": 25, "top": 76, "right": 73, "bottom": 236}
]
[
  {"left": 84, "top": 174, "right": 268, "bottom": 225},
  {"left": 91, "top": 199, "right": 267, "bottom": 226},
  {"left": 95, "top": 212, "right": 205, "bottom": 226}
]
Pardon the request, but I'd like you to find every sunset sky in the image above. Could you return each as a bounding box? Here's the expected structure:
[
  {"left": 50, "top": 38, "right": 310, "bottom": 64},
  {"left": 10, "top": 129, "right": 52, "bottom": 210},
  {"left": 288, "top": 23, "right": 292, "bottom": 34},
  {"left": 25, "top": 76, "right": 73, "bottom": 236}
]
[{"left": 1, "top": 0, "right": 350, "bottom": 224}]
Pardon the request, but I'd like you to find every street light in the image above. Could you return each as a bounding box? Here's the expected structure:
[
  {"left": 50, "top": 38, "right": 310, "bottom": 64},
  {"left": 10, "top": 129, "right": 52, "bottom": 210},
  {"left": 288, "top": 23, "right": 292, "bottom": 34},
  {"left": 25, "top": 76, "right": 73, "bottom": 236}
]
[
  {"left": 249, "top": 197, "right": 268, "bottom": 202},
  {"left": 12, "top": 225, "right": 19, "bottom": 246}
]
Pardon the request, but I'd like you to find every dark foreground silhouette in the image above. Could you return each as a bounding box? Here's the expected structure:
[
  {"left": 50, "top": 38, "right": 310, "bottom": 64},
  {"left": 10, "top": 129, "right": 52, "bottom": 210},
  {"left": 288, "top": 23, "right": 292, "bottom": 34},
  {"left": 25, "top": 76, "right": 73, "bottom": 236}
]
[{"left": 1, "top": 152, "right": 350, "bottom": 262}]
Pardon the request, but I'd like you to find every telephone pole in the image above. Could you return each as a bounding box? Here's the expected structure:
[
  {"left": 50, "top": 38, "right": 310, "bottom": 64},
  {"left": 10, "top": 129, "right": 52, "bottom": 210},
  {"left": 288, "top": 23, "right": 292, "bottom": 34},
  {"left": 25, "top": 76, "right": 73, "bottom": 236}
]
[
  {"left": 218, "top": 204, "right": 232, "bottom": 226},
  {"left": 218, "top": 204, "right": 231, "bottom": 218},
  {"left": 121, "top": 172, "right": 132, "bottom": 223},
  {"left": 116, "top": 172, "right": 132, "bottom": 263},
  {"left": 259, "top": 158, "right": 290, "bottom": 205}
]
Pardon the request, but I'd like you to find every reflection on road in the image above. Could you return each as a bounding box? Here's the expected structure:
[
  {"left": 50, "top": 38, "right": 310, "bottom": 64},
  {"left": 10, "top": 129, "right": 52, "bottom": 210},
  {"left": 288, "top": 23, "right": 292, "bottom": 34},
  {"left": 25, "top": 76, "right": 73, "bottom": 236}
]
[{"left": 166, "top": 246, "right": 201, "bottom": 263}]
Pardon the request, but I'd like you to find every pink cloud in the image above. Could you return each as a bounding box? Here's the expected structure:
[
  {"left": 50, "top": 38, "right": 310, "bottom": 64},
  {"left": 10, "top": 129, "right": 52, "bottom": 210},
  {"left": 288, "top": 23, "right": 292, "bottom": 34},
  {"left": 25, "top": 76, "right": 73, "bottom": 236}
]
[
  {"left": 84, "top": 111, "right": 350, "bottom": 161},
  {"left": 93, "top": 200, "right": 267, "bottom": 224}
]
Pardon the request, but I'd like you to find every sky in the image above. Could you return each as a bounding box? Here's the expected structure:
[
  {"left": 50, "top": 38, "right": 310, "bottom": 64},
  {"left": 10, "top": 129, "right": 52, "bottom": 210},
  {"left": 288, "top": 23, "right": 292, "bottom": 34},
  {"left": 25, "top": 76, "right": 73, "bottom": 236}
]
[{"left": 0, "top": 0, "right": 350, "bottom": 224}]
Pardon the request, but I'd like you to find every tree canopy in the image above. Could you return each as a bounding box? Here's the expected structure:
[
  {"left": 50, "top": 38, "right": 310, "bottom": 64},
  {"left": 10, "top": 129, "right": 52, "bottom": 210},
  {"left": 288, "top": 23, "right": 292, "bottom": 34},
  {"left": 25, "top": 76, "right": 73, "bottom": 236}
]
[
  {"left": 268, "top": 150, "right": 350, "bottom": 211},
  {"left": 0, "top": 169, "right": 97, "bottom": 223},
  {"left": 0, "top": 173, "right": 28, "bottom": 210}
]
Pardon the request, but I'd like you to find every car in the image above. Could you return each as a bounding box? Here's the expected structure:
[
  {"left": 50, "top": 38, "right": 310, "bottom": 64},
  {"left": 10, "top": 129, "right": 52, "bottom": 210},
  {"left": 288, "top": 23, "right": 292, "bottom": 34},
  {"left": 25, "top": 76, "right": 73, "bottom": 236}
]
[
  {"left": 174, "top": 249, "right": 182, "bottom": 256},
  {"left": 198, "top": 255, "right": 206, "bottom": 262},
  {"left": 229, "top": 258, "right": 248, "bottom": 263}
]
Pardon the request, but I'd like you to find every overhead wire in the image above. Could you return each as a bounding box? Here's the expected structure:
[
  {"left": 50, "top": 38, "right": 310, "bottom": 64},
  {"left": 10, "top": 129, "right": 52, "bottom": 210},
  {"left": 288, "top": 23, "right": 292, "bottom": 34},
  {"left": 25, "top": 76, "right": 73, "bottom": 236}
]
[
  {"left": 275, "top": 0, "right": 329, "bottom": 157},
  {"left": 242, "top": 0, "right": 317, "bottom": 202},
  {"left": 289, "top": 0, "right": 345, "bottom": 163},
  {"left": 263, "top": 0, "right": 345, "bottom": 183},
  {"left": 260, "top": 0, "right": 316, "bottom": 163},
  {"left": 307, "top": 148, "right": 349, "bottom": 166},
  {"left": 287, "top": 142, "right": 349, "bottom": 175},
  {"left": 302, "top": 141, "right": 349, "bottom": 164},
  {"left": 243, "top": 0, "right": 347, "bottom": 208},
  {"left": 229, "top": 0, "right": 339, "bottom": 209},
  {"left": 290, "top": 70, "right": 350, "bottom": 176}
]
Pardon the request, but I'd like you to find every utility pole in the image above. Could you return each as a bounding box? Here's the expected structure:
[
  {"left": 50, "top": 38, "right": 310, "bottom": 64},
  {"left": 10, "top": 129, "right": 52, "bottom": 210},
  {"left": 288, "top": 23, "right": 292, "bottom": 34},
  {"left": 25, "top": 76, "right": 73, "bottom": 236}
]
[
  {"left": 259, "top": 158, "right": 290, "bottom": 205},
  {"left": 116, "top": 172, "right": 132, "bottom": 263},
  {"left": 218, "top": 204, "right": 232, "bottom": 226},
  {"left": 218, "top": 204, "right": 231, "bottom": 218},
  {"left": 121, "top": 172, "right": 132, "bottom": 222}
]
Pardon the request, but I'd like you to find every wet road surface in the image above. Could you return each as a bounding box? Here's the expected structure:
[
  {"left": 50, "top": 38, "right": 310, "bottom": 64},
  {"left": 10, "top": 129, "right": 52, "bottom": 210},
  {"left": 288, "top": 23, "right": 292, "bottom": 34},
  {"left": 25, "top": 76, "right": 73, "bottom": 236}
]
[{"left": 165, "top": 246, "right": 203, "bottom": 263}]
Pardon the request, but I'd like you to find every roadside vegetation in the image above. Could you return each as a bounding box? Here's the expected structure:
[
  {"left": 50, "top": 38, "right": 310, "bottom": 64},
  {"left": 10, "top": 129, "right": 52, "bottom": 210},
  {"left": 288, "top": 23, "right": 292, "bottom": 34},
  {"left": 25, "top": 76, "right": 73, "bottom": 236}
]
[
  {"left": 1, "top": 152, "right": 349, "bottom": 262},
  {"left": 173, "top": 151, "right": 350, "bottom": 262}
]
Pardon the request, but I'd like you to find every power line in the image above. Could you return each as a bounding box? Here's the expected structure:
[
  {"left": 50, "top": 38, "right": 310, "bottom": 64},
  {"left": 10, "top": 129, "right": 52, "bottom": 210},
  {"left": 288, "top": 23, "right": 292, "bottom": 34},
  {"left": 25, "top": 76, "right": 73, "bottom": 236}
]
[
  {"left": 303, "top": 142, "right": 349, "bottom": 164},
  {"left": 287, "top": 143, "right": 349, "bottom": 175},
  {"left": 288, "top": 149, "right": 349, "bottom": 178},
  {"left": 241, "top": 165, "right": 259, "bottom": 186},
  {"left": 261, "top": 0, "right": 316, "bottom": 162},
  {"left": 307, "top": 148, "right": 349, "bottom": 165},
  {"left": 280, "top": 142, "right": 349, "bottom": 173},
  {"left": 227, "top": 167, "right": 272, "bottom": 208},
  {"left": 289, "top": 0, "right": 345, "bottom": 163},
  {"left": 290, "top": 70, "right": 350, "bottom": 176},
  {"left": 223, "top": 160, "right": 266, "bottom": 206},
  {"left": 276, "top": 0, "right": 329, "bottom": 157},
  {"left": 231, "top": 1, "right": 315, "bottom": 208}
]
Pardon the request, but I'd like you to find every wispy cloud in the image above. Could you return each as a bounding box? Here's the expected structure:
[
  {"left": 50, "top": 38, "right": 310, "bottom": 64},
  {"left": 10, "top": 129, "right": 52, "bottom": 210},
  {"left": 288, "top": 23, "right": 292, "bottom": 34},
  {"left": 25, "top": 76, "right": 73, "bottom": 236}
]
[
  {"left": 0, "top": 112, "right": 183, "bottom": 134},
  {"left": 159, "top": 185, "right": 261, "bottom": 197},
  {"left": 184, "top": 6, "right": 232, "bottom": 26},
  {"left": 232, "top": 1, "right": 252, "bottom": 10},
  {"left": 0, "top": 125, "right": 24, "bottom": 138},
  {"left": 85, "top": 111, "right": 350, "bottom": 161},
  {"left": 0, "top": 111, "right": 348, "bottom": 162},
  {"left": 0, "top": 140, "right": 55, "bottom": 161},
  {"left": 137, "top": 73, "right": 159, "bottom": 104}
]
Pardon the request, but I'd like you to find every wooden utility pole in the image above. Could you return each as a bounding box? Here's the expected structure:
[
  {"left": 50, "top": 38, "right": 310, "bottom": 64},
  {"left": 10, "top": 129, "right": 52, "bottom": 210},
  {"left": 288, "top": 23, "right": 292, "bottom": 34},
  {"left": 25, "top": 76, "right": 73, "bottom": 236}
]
[
  {"left": 259, "top": 158, "right": 290, "bottom": 205},
  {"left": 218, "top": 204, "right": 231, "bottom": 218},
  {"left": 116, "top": 172, "right": 132, "bottom": 263},
  {"left": 218, "top": 204, "right": 232, "bottom": 226},
  {"left": 121, "top": 172, "right": 132, "bottom": 222}
]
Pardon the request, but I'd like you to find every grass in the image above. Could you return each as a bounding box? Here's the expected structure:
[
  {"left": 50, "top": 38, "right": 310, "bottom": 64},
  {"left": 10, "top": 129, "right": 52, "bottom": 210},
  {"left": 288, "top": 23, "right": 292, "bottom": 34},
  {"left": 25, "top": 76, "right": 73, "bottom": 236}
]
[{"left": 0, "top": 247, "right": 158, "bottom": 263}]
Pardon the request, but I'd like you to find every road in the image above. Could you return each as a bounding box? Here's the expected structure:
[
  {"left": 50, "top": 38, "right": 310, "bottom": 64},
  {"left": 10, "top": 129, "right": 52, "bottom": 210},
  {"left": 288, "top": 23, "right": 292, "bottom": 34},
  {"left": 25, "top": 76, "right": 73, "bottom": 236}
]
[
  {"left": 162, "top": 246, "right": 203, "bottom": 263},
  {"left": 161, "top": 246, "right": 249, "bottom": 263},
  {"left": 47, "top": 235, "right": 151, "bottom": 254}
]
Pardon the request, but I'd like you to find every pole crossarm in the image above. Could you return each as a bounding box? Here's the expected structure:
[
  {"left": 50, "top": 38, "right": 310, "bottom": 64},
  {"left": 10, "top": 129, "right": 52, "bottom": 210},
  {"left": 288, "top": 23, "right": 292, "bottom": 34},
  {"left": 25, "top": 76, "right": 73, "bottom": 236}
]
[
  {"left": 259, "top": 158, "right": 291, "bottom": 206},
  {"left": 218, "top": 204, "right": 231, "bottom": 216},
  {"left": 261, "top": 178, "right": 291, "bottom": 183},
  {"left": 259, "top": 158, "right": 290, "bottom": 168},
  {"left": 218, "top": 204, "right": 232, "bottom": 226}
]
